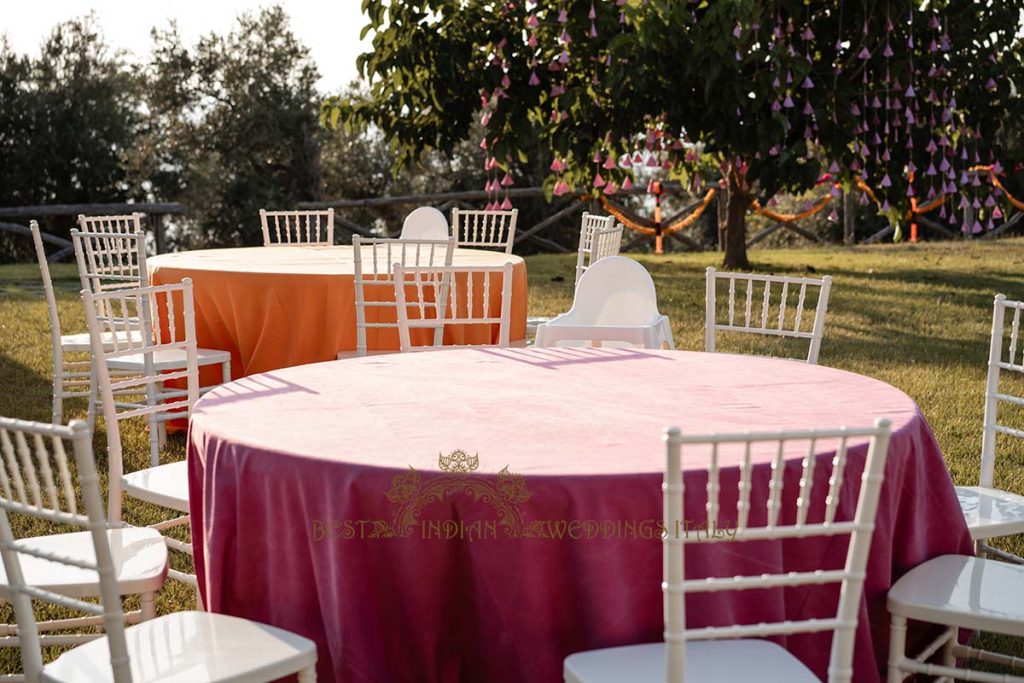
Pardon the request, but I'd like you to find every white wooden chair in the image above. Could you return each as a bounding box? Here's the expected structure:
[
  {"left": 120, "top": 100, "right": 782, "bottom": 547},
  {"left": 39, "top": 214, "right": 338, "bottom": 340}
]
[
  {"left": 400, "top": 207, "right": 449, "bottom": 240},
  {"left": 72, "top": 229, "right": 230, "bottom": 462},
  {"left": 451, "top": 208, "right": 518, "bottom": 253},
  {"left": 0, "top": 418, "right": 318, "bottom": 683},
  {"left": 260, "top": 208, "right": 335, "bottom": 246},
  {"left": 535, "top": 256, "right": 674, "bottom": 349},
  {"left": 82, "top": 279, "right": 206, "bottom": 590},
  {"left": 705, "top": 267, "right": 832, "bottom": 364},
  {"left": 575, "top": 213, "right": 622, "bottom": 288},
  {"left": 956, "top": 293, "right": 1024, "bottom": 564},
  {"left": 393, "top": 263, "right": 514, "bottom": 352},
  {"left": 0, "top": 417, "right": 167, "bottom": 664},
  {"left": 78, "top": 212, "right": 144, "bottom": 236},
  {"left": 32, "top": 222, "right": 108, "bottom": 426},
  {"left": 349, "top": 236, "right": 455, "bottom": 357},
  {"left": 565, "top": 418, "right": 893, "bottom": 683},
  {"left": 887, "top": 553, "right": 1024, "bottom": 681}
]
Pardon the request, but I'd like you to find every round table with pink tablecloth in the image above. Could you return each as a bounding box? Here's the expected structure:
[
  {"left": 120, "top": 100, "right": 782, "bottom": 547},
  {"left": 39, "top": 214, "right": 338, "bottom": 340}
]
[{"left": 186, "top": 347, "right": 972, "bottom": 683}]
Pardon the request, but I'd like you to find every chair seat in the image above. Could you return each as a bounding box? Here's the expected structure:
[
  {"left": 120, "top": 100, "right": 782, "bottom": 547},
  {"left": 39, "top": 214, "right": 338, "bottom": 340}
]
[
  {"left": 887, "top": 554, "right": 1024, "bottom": 637},
  {"left": 535, "top": 315, "right": 673, "bottom": 350},
  {"left": 123, "top": 461, "right": 189, "bottom": 513},
  {"left": 61, "top": 330, "right": 143, "bottom": 353},
  {"left": 956, "top": 485, "right": 1024, "bottom": 539},
  {"left": 44, "top": 610, "right": 317, "bottom": 683},
  {"left": 0, "top": 527, "right": 166, "bottom": 598},
  {"left": 564, "top": 639, "right": 818, "bottom": 683},
  {"left": 107, "top": 347, "right": 230, "bottom": 372}
]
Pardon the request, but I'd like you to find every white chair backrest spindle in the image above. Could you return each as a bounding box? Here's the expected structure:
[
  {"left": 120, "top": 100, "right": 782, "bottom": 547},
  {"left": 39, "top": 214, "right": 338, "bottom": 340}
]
[
  {"left": 451, "top": 208, "right": 518, "bottom": 253},
  {"left": 393, "top": 263, "right": 514, "bottom": 352},
  {"left": 259, "top": 209, "right": 335, "bottom": 246},
  {"left": 352, "top": 236, "right": 456, "bottom": 356},
  {"left": 81, "top": 281, "right": 200, "bottom": 522},
  {"left": 0, "top": 417, "right": 132, "bottom": 683},
  {"left": 980, "top": 294, "right": 1024, "bottom": 488},
  {"left": 705, "top": 267, "right": 833, "bottom": 364},
  {"left": 662, "top": 418, "right": 892, "bottom": 683},
  {"left": 575, "top": 213, "right": 620, "bottom": 287},
  {"left": 401, "top": 207, "right": 449, "bottom": 240}
]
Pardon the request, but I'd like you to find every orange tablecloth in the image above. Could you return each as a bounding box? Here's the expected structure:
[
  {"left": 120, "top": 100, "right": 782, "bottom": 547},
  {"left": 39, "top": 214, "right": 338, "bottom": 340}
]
[{"left": 148, "top": 246, "right": 528, "bottom": 378}]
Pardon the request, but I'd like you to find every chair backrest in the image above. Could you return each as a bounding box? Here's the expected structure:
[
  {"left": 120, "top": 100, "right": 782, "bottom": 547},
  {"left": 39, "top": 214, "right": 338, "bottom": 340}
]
[
  {"left": 451, "top": 208, "right": 518, "bottom": 253},
  {"left": 980, "top": 294, "right": 1024, "bottom": 488},
  {"left": 401, "top": 207, "right": 449, "bottom": 240},
  {"left": 31, "top": 221, "right": 64, "bottom": 366},
  {"left": 575, "top": 213, "right": 619, "bottom": 287},
  {"left": 0, "top": 417, "right": 132, "bottom": 683},
  {"left": 705, "top": 267, "right": 833, "bottom": 364},
  {"left": 393, "top": 263, "right": 514, "bottom": 352},
  {"left": 564, "top": 256, "right": 663, "bottom": 326},
  {"left": 71, "top": 228, "right": 148, "bottom": 307},
  {"left": 662, "top": 418, "right": 892, "bottom": 683},
  {"left": 81, "top": 280, "right": 200, "bottom": 522},
  {"left": 352, "top": 236, "right": 456, "bottom": 356},
  {"left": 260, "top": 209, "right": 335, "bottom": 246},
  {"left": 78, "top": 213, "right": 143, "bottom": 236}
]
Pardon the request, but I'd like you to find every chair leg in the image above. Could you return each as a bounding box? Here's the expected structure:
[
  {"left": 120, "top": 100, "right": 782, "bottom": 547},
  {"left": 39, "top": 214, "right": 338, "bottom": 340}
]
[
  {"left": 297, "top": 665, "right": 317, "bottom": 682},
  {"left": 86, "top": 362, "right": 98, "bottom": 431},
  {"left": 221, "top": 359, "right": 231, "bottom": 384},
  {"left": 887, "top": 613, "right": 907, "bottom": 683},
  {"left": 140, "top": 592, "right": 157, "bottom": 621}
]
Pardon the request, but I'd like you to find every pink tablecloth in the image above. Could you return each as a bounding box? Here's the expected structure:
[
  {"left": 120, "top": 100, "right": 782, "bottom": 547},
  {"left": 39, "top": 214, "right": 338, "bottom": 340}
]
[{"left": 187, "top": 348, "right": 971, "bottom": 683}]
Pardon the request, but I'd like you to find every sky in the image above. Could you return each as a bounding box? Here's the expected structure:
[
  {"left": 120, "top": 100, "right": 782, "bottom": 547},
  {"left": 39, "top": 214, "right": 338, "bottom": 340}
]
[{"left": 2, "top": 1, "right": 371, "bottom": 93}]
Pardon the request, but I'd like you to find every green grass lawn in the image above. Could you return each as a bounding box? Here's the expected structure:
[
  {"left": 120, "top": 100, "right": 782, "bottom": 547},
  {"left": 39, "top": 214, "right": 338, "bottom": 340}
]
[{"left": 0, "top": 240, "right": 1022, "bottom": 675}]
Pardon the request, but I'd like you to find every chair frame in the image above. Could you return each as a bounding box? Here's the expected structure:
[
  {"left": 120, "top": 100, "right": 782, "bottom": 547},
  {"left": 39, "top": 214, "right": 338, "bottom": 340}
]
[
  {"left": 0, "top": 418, "right": 136, "bottom": 675},
  {"left": 351, "top": 236, "right": 455, "bottom": 357},
  {"left": 705, "top": 267, "right": 833, "bottom": 364},
  {"left": 32, "top": 222, "right": 92, "bottom": 426},
  {"left": 83, "top": 280, "right": 200, "bottom": 589},
  {"left": 661, "top": 419, "right": 892, "bottom": 683},
  {"left": 451, "top": 208, "right": 518, "bottom": 253},
  {"left": 967, "top": 293, "right": 1024, "bottom": 563},
  {"left": 393, "top": 263, "right": 514, "bottom": 352},
  {"left": 260, "top": 209, "right": 335, "bottom": 246},
  {"left": 575, "top": 213, "right": 620, "bottom": 288}
]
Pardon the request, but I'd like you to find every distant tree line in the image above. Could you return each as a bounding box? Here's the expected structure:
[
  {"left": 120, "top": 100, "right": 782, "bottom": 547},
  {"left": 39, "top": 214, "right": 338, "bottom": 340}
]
[{"left": 0, "top": 6, "right": 498, "bottom": 259}]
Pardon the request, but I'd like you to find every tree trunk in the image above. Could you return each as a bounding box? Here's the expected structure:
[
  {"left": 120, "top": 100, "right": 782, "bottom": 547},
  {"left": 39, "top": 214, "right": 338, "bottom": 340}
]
[{"left": 722, "top": 167, "right": 751, "bottom": 270}]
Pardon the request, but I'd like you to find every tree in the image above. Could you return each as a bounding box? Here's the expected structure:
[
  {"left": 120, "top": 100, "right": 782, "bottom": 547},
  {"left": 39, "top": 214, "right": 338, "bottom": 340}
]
[
  {"left": 0, "top": 17, "right": 142, "bottom": 246},
  {"left": 141, "top": 6, "right": 322, "bottom": 248},
  {"left": 326, "top": 0, "right": 1024, "bottom": 268}
]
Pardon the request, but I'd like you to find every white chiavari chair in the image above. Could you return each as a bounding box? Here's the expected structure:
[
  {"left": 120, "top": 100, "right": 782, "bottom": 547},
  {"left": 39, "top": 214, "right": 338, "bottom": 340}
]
[
  {"left": 575, "top": 213, "right": 621, "bottom": 288},
  {"left": 393, "top": 263, "right": 514, "bottom": 352},
  {"left": 347, "top": 236, "right": 455, "bottom": 358},
  {"left": 887, "top": 552, "right": 1024, "bottom": 683},
  {"left": 0, "top": 418, "right": 318, "bottom": 683},
  {"left": 705, "top": 267, "right": 833, "bottom": 364},
  {"left": 535, "top": 256, "right": 674, "bottom": 350},
  {"left": 82, "top": 279, "right": 203, "bottom": 590},
  {"left": 565, "top": 418, "right": 893, "bottom": 683},
  {"left": 72, "top": 230, "right": 230, "bottom": 459},
  {"left": 260, "top": 208, "right": 335, "bottom": 246},
  {"left": 0, "top": 417, "right": 167, "bottom": 668},
  {"left": 451, "top": 208, "right": 518, "bottom": 253},
  {"left": 32, "top": 222, "right": 104, "bottom": 426},
  {"left": 400, "top": 207, "right": 449, "bottom": 240},
  {"left": 77, "top": 213, "right": 143, "bottom": 236},
  {"left": 956, "top": 293, "right": 1024, "bottom": 564}
]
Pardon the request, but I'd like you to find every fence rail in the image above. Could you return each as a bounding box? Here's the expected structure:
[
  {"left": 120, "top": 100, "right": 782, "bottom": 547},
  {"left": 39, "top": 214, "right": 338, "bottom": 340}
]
[{"left": 1, "top": 191, "right": 1019, "bottom": 261}]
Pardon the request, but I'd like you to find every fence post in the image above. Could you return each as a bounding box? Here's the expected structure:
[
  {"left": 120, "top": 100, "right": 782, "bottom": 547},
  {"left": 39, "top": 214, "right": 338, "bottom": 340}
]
[
  {"left": 152, "top": 213, "right": 165, "bottom": 254},
  {"left": 843, "top": 188, "right": 855, "bottom": 245}
]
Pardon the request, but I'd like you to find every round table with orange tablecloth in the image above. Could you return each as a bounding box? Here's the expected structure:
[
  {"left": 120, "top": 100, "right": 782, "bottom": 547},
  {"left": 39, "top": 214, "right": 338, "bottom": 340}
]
[{"left": 148, "top": 246, "right": 527, "bottom": 378}]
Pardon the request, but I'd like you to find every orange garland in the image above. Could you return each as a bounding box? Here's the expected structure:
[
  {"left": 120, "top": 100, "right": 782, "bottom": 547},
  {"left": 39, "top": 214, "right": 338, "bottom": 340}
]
[
  {"left": 751, "top": 192, "right": 834, "bottom": 223},
  {"left": 599, "top": 187, "right": 716, "bottom": 236}
]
